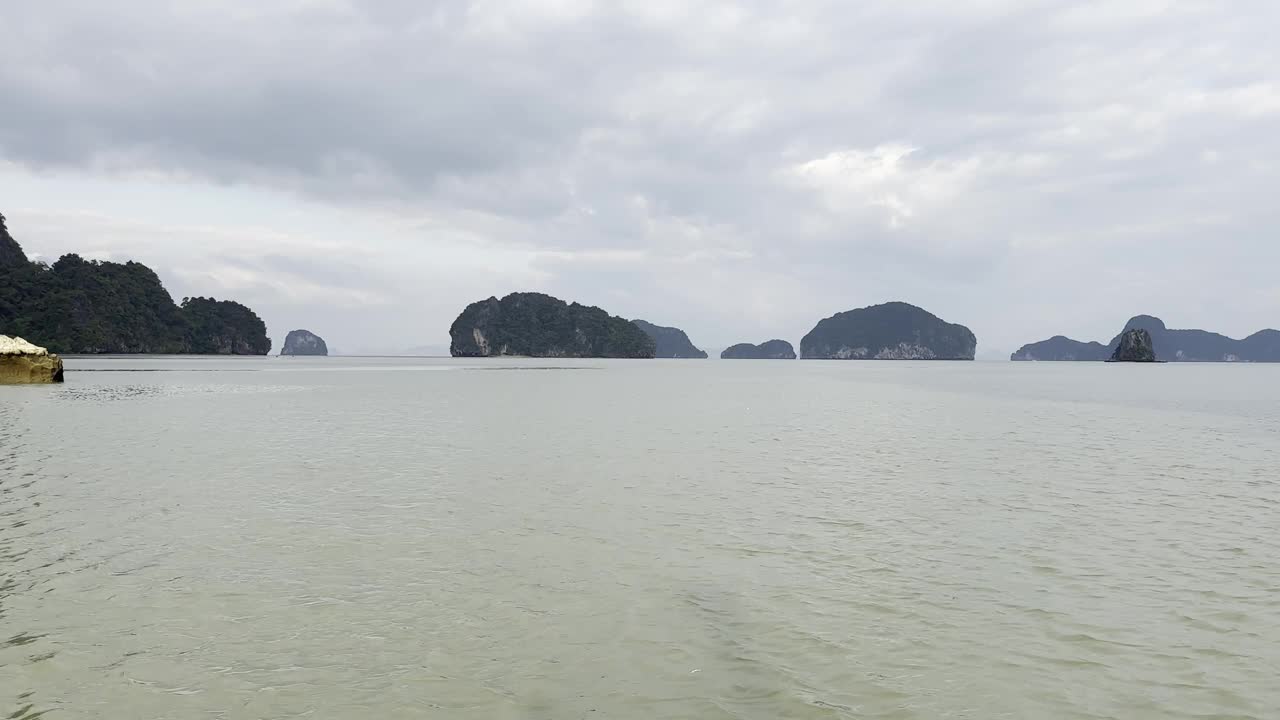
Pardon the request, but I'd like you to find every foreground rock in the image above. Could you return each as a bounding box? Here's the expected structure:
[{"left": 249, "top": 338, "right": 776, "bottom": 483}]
[
  {"left": 1010, "top": 336, "right": 1109, "bottom": 361},
  {"left": 1109, "top": 329, "right": 1157, "bottom": 362},
  {"left": 281, "top": 329, "right": 329, "bottom": 356},
  {"left": 450, "top": 292, "right": 655, "bottom": 358},
  {"left": 721, "top": 340, "right": 796, "bottom": 359},
  {"left": 631, "top": 320, "right": 707, "bottom": 358},
  {"left": 0, "top": 335, "right": 64, "bottom": 383},
  {"left": 801, "top": 302, "right": 976, "bottom": 360},
  {"left": 1013, "top": 315, "right": 1280, "bottom": 362}
]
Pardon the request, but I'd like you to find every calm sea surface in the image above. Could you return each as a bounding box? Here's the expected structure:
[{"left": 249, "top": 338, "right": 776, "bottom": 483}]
[{"left": 2, "top": 357, "right": 1278, "bottom": 719}]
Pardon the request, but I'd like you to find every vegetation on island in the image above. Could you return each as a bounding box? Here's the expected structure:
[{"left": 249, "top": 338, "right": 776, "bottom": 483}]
[
  {"left": 721, "top": 339, "right": 796, "bottom": 359},
  {"left": 800, "top": 302, "right": 976, "bottom": 360},
  {"left": 1012, "top": 315, "right": 1280, "bottom": 362},
  {"left": 450, "top": 292, "right": 656, "bottom": 358},
  {"left": 0, "top": 211, "right": 271, "bottom": 354},
  {"left": 631, "top": 319, "right": 708, "bottom": 358}
]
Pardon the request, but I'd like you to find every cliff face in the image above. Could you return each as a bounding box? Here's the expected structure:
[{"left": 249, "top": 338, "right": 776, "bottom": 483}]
[
  {"left": 1110, "top": 328, "right": 1157, "bottom": 362},
  {"left": 801, "top": 302, "right": 976, "bottom": 360},
  {"left": 631, "top": 320, "right": 708, "bottom": 358},
  {"left": 0, "top": 212, "right": 271, "bottom": 355},
  {"left": 281, "top": 329, "right": 329, "bottom": 356},
  {"left": 721, "top": 339, "right": 796, "bottom": 359},
  {"left": 449, "top": 292, "right": 656, "bottom": 358}
]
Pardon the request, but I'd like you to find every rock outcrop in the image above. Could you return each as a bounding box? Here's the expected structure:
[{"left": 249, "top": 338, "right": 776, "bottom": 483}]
[
  {"left": 631, "top": 320, "right": 707, "bottom": 358},
  {"left": 449, "top": 292, "right": 656, "bottom": 358},
  {"left": 1110, "top": 328, "right": 1157, "bottom": 362},
  {"left": 721, "top": 339, "right": 796, "bottom": 359},
  {"left": 800, "top": 302, "right": 976, "bottom": 360},
  {"left": 0, "top": 211, "right": 271, "bottom": 355},
  {"left": 1013, "top": 315, "right": 1280, "bottom": 362},
  {"left": 281, "top": 329, "right": 329, "bottom": 356},
  {"left": 0, "top": 335, "right": 64, "bottom": 384},
  {"left": 1010, "top": 336, "right": 1109, "bottom": 361}
]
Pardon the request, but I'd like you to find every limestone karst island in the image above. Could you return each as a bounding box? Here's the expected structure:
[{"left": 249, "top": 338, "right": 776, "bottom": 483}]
[
  {"left": 721, "top": 340, "right": 797, "bottom": 359},
  {"left": 449, "top": 293, "right": 656, "bottom": 358},
  {"left": 281, "top": 329, "right": 329, "bottom": 356},
  {"left": 1012, "top": 315, "right": 1280, "bottom": 362},
  {"left": 800, "top": 302, "right": 977, "bottom": 360},
  {"left": 0, "top": 211, "right": 271, "bottom": 356}
]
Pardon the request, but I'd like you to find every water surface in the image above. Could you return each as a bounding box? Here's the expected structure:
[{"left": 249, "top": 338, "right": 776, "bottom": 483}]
[{"left": 2, "top": 357, "right": 1278, "bottom": 719}]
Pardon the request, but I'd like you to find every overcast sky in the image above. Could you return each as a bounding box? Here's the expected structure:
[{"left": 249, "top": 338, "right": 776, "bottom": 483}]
[{"left": 2, "top": 1, "right": 1277, "bottom": 356}]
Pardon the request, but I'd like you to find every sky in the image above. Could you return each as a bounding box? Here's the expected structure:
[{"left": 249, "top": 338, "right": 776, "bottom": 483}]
[{"left": 2, "top": 0, "right": 1278, "bottom": 357}]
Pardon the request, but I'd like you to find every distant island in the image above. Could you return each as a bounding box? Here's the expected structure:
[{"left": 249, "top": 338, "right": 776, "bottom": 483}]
[
  {"left": 631, "top": 320, "right": 707, "bottom": 358},
  {"left": 1012, "top": 315, "right": 1280, "bottom": 362},
  {"left": 721, "top": 340, "right": 796, "bottom": 359},
  {"left": 1009, "top": 336, "right": 1109, "bottom": 361},
  {"left": 281, "top": 329, "right": 329, "bottom": 356},
  {"left": 800, "top": 302, "right": 976, "bottom": 360},
  {"left": 0, "top": 211, "right": 271, "bottom": 354},
  {"left": 449, "top": 292, "right": 655, "bottom": 358}
]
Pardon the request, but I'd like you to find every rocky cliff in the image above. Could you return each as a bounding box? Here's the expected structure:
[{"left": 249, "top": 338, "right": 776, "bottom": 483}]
[
  {"left": 800, "top": 302, "right": 976, "bottom": 360},
  {"left": 449, "top": 292, "right": 656, "bottom": 358},
  {"left": 631, "top": 320, "right": 707, "bottom": 358},
  {"left": 281, "top": 329, "right": 329, "bottom": 356},
  {"left": 0, "top": 212, "right": 271, "bottom": 355},
  {"left": 1110, "top": 328, "right": 1157, "bottom": 362},
  {"left": 721, "top": 339, "right": 796, "bottom": 359}
]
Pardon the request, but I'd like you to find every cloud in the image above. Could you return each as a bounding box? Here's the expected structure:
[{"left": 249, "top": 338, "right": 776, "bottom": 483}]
[{"left": 2, "top": 0, "right": 1278, "bottom": 353}]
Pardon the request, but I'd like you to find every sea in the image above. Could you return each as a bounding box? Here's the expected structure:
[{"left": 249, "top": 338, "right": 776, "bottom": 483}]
[{"left": 2, "top": 356, "right": 1278, "bottom": 719}]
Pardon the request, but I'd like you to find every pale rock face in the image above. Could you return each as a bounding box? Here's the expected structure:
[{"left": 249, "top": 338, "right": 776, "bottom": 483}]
[
  {"left": 874, "top": 343, "right": 938, "bottom": 360},
  {"left": 472, "top": 329, "right": 490, "bottom": 355},
  {"left": 0, "top": 335, "right": 49, "bottom": 356},
  {"left": 0, "top": 335, "right": 65, "bottom": 384}
]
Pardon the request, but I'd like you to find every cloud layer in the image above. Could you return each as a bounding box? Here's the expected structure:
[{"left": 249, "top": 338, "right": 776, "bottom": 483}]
[{"left": 3, "top": 0, "right": 1278, "bottom": 354}]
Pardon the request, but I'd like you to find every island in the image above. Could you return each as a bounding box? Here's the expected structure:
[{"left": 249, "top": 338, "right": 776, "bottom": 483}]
[
  {"left": 800, "top": 301, "right": 976, "bottom": 360},
  {"left": 449, "top": 292, "right": 656, "bottom": 358},
  {"left": 1109, "top": 329, "right": 1157, "bottom": 362},
  {"left": 631, "top": 320, "right": 708, "bottom": 358},
  {"left": 721, "top": 340, "right": 796, "bottom": 359},
  {"left": 0, "top": 211, "right": 271, "bottom": 354},
  {"left": 281, "top": 329, "right": 329, "bottom": 356},
  {"left": 1012, "top": 315, "right": 1280, "bottom": 362},
  {"left": 1009, "top": 336, "right": 1110, "bottom": 362},
  {"left": 0, "top": 335, "right": 64, "bottom": 384}
]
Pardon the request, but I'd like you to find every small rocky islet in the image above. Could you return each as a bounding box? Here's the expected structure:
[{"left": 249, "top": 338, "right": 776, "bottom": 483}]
[
  {"left": 1109, "top": 329, "right": 1158, "bottom": 362},
  {"left": 1012, "top": 315, "right": 1280, "bottom": 362},
  {"left": 281, "top": 329, "right": 329, "bottom": 356}
]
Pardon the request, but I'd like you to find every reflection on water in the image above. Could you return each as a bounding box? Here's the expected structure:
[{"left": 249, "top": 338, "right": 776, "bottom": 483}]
[{"left": 1, "top": 357, "right": 1279, "bottom": 719}]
